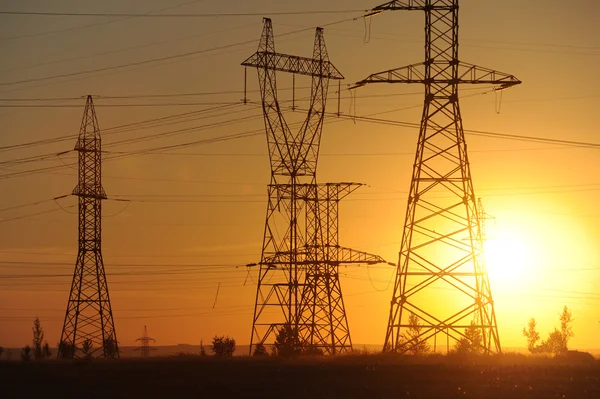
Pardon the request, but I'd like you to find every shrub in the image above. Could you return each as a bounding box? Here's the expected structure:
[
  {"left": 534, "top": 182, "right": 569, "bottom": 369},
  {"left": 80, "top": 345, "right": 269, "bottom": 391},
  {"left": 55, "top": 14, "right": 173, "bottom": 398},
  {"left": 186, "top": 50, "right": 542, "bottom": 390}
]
[{"left": 211, "top": 335, "right": 236, "bottom": 356}]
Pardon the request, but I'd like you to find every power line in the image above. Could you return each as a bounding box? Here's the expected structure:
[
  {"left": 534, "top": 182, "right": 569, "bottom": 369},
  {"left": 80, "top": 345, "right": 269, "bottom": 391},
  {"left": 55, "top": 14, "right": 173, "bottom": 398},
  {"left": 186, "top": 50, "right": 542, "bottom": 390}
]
[
  {"left": 0, "top": 204, "right": 76, "bottom": 224},
  {"left": 0, "top": 101, "right": 243, "bottom": 108},
  {"left": 0, "top": 38, "right": 259, "bottom": 87},
  {"left": 0, "top": 0, "right": 210, "bottom": 42},
  {"left": 0, "top": 16, "right": 357, "bottom": 90},
  {"left": 0, "top": 10, "right": 365, "bottom": 18}
]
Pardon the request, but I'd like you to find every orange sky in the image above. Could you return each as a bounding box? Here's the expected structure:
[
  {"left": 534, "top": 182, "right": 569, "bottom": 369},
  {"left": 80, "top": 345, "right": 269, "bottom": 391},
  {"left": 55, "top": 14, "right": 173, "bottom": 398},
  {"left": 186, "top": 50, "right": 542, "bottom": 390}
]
[{"left": 0, "top": 0, "right": 599, "bottom": 352}]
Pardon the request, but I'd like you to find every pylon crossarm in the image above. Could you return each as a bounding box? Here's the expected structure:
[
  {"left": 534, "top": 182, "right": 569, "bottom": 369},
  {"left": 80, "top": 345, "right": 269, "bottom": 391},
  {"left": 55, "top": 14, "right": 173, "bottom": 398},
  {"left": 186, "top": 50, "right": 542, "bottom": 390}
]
[
  {"left": 355, "top": 62, "right": 521, "bottom": 87},
  {"left": 271, "top": 182, "right": 363, "bottom": 201},
  {"left": 372, "top": 0, "right": 436, "bottom": 11},
  {"left": 457, "top": 62, "right": 521, "bottom": 87},
  {"left": 323, "top": 245, "right": 388, "bottom": 265},
  {"left": 242, "top": 52, "right": 343, "bottom": 80}
]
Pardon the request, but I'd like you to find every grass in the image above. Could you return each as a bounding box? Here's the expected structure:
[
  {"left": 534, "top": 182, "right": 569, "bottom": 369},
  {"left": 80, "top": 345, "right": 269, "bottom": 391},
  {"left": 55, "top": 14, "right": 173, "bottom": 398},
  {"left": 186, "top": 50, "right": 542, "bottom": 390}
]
[{"left": 2, "top": 353, "right": 599, "bottom": 398}]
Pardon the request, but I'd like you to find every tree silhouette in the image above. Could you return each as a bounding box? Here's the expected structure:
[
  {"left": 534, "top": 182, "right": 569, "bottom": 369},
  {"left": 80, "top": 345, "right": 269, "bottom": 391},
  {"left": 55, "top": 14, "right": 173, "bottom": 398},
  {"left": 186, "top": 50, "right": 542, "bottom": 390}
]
[
  {"left": 530, "top": 306, "right": 574, "bottom": 355},
  {"left": 559, "top": 306, "right": 574, "bottom": 350},
  {"left": 21, "top": 345, "right": 32, "bottom": 362},
  {"left": 103, "top": 336, "right": 118, "bottom": 359},
  {"left": 81, "top": 339, "right": 94, "bottom": 360},
  {"left": 302, "top": 344, "right": 324, "bottom": 356},
  {"left": 400, "top": 312, "right": 431, "bottom": 355},
  {"left": 58, "top": 341, "right": 76, "bottom": 359},
  {"left": 522, "top": 317, "right": 540, "bottom": 353},
  {"left": 32, "top": 317, "right": 44, "bottom": 360},
  {"left": 200, "top": 339, "right": 207, "bottom": 356},
  {"left": 252, "top": 343, "right": 268, "bottom": 356},
  {"left": 211, "top": 336, "right": 236, "bottom": 356},
  {"left": 0, "top": 346, "right": 4, "bottom": 359},
  {"left": 454, "top": 321, "right": 483, "bottom": 355},
  {"left": 272, "top": 324, "right": 302, "bottom": 357},
  {"left": 43, "top": 342, "right": 51, "bottom": 359}
]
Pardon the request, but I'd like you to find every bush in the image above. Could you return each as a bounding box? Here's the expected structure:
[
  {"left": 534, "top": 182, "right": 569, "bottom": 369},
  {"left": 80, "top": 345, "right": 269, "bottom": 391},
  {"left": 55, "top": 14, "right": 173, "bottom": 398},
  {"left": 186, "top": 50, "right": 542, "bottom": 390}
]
[
  {"left": 272, "top": 324, "right": 302, "bottom": 357},
  {"left": 454, "top": 321, "right": 483, "bottom": 355},
  {"left": 21, "top": 345, "right": 32, "bottom": 362},
  {"left": 58, "top": 341, "right": 76, "bottom": 359},
  {"left": 211, "top": 336, "right": 236, "bottom": 356},
  {"left": 252, "top": 343, "right": 269, "bottom": 356}
]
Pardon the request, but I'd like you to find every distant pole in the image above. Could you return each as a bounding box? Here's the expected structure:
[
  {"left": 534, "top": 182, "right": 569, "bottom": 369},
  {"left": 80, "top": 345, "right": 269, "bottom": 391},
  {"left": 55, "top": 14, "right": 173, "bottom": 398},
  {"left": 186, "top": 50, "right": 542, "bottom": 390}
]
[
  {"left": 135, "top": 326, "right": 156, "bottom": 358},
  {"left": 58, "top": 95, "right": 118, "bottom": 360}
]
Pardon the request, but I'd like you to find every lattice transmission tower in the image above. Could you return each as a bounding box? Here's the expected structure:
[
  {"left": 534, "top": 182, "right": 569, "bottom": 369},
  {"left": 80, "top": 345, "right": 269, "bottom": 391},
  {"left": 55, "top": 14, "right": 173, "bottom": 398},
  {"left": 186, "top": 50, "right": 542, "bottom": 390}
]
[
  {"left": 354, "top": 1, "right": 521, "bottom": 354},
  {"left": 243, "top": 18, "right": 387, "bottom": 355},
  {"left": 135, "top": 326, "right": 157, "bottom": 358},
  {"left": 58, "top": 95, "right": 118, "bottom": 359}
]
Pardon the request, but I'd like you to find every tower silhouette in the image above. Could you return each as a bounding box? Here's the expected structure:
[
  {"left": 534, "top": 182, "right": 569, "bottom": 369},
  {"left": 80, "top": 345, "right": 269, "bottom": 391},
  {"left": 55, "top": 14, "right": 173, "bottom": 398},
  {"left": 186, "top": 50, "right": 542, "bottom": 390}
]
[
  {"left": 58, "top": 95, "right": 118, "bottom": 359},
  {"left": 135, "top": 326, "right": 156, "bottom": 358},
  {"left": 355, "top": 1, "right": 521, "bottom": 354},
  {"left": 243, "top": 19, "right": 387, "bottom": 354}
]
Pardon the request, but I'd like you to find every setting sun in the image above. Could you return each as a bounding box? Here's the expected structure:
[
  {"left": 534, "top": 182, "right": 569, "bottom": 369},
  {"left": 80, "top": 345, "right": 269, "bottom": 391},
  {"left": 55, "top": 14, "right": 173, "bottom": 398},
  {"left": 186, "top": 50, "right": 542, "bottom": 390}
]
[{"left": 484, "top": 226, "right": 533, "bottom": 289}]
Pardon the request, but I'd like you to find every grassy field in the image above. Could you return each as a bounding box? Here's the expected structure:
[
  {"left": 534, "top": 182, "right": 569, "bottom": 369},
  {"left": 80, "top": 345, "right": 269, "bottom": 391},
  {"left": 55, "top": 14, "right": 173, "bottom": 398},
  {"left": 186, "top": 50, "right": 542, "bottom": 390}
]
[{"left": 2, "top": 353, "right": 599, "bottom": 398}]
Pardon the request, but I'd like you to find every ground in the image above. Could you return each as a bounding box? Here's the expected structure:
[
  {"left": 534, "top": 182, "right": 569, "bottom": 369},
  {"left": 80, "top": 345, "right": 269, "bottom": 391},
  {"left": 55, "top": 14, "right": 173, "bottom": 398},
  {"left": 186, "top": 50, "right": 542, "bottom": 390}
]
[{"left": 1, "top": 354, "right": 599, "bottom": 398}]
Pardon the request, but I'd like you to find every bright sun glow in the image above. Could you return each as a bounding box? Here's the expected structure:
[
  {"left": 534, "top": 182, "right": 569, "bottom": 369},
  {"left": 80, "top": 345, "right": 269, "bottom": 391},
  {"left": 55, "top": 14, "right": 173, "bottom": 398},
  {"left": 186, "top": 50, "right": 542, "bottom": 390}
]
[{"left": 484, "top": 229, "right": 534, "bottom": 290}]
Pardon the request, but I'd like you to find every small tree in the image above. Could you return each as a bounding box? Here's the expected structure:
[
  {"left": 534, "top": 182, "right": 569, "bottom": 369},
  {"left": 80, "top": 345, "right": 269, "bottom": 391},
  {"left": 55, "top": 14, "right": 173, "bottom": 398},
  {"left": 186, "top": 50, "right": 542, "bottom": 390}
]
[
  {"left": 522, "top": 317, "right": 540, "bottom": 353},
  {"left": 0, "top": 346, "right": 4, "bottom": 359},
  {"left": 272, "top": 324, "right": 302, "bottom": 357},
  {"left": 401, "top": 312, "right": 431, "bottom": 355},
  {"left": 42, "top": 342, "right": 51, "bottom": 359},
  {"left": 538, "top": 328, "right": 564, "bottom": 355},
  {"left": 58, "top": 341, "right": 76, "bottom": 359},
  {"left": 103, "top": 336, "right": 119, "bottom": 359},
  {"left": 455, "top": 321, "right": 483, "bottom": 355},
  {"left": 252, "top": 343, "right": 268, "bottom": 356},
  {"left": 211, "top": 336, "right": 236, "bottom": 356},
  {"left": 536, "top": 306, "right": 574, "bottom": 355},
  {"left": 32, "top": 317, "right": 45, "bottom": 360},
  {"left": 200, "top": 339, "right": 207, "bottom": 356},
  {"left": 302, "top": 344, "right": 324, "bottom": 356},
  {"left": 559, "top": 306, "right": 574, "bottom": 351},
  {"left": 81, "top": 339, "right": 94, "bottom": 360},
  {"left": 21, "top": 345, "right": 32, "bottom": 362}
]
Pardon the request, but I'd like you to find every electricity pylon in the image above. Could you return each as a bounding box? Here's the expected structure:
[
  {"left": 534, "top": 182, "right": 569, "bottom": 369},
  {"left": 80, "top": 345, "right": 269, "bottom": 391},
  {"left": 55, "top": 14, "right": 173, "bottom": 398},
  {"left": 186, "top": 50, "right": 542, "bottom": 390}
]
[
  {"left": 243, "top": 19, "right": 387, "bottom": 355},
  {"left": 355, "top": 0, "right": 521, "bottom": 354},
  {"left": 135, "top": 326, "right": 157, "bottom": 358},
  {"left": 58, "top": 95, "right": 118, "bottom": 359}
]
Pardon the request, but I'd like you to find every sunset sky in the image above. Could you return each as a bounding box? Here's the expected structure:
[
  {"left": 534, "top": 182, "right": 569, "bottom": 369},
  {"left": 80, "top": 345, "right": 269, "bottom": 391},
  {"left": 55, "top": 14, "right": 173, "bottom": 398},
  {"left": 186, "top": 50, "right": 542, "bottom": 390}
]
[{"left": 0, "top": 0, "right": 599, "bottom": 352}]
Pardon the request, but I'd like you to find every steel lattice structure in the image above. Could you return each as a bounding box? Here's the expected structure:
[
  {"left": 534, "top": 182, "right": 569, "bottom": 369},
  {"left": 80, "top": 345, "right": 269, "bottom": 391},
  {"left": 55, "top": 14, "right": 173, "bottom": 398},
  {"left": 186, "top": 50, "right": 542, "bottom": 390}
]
[
  {"left": 355, "top": 0, "right": 521, "bottom": 354},
  {"left": 58, "top": 95, "right": 118, "bottom": 359},
  {"left": 243, "top": 19, "right": 386, "bottom": 355},
  {"left": 134, "top": 326, "right": 156, "bottom": 358}
]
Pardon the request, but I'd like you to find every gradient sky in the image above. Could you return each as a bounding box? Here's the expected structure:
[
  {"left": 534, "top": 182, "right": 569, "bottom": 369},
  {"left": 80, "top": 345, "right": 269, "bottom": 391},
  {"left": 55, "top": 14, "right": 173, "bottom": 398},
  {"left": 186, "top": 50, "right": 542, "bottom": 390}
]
[{"left": 0, "top": 0, "right": 599, "bottom": 352}]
